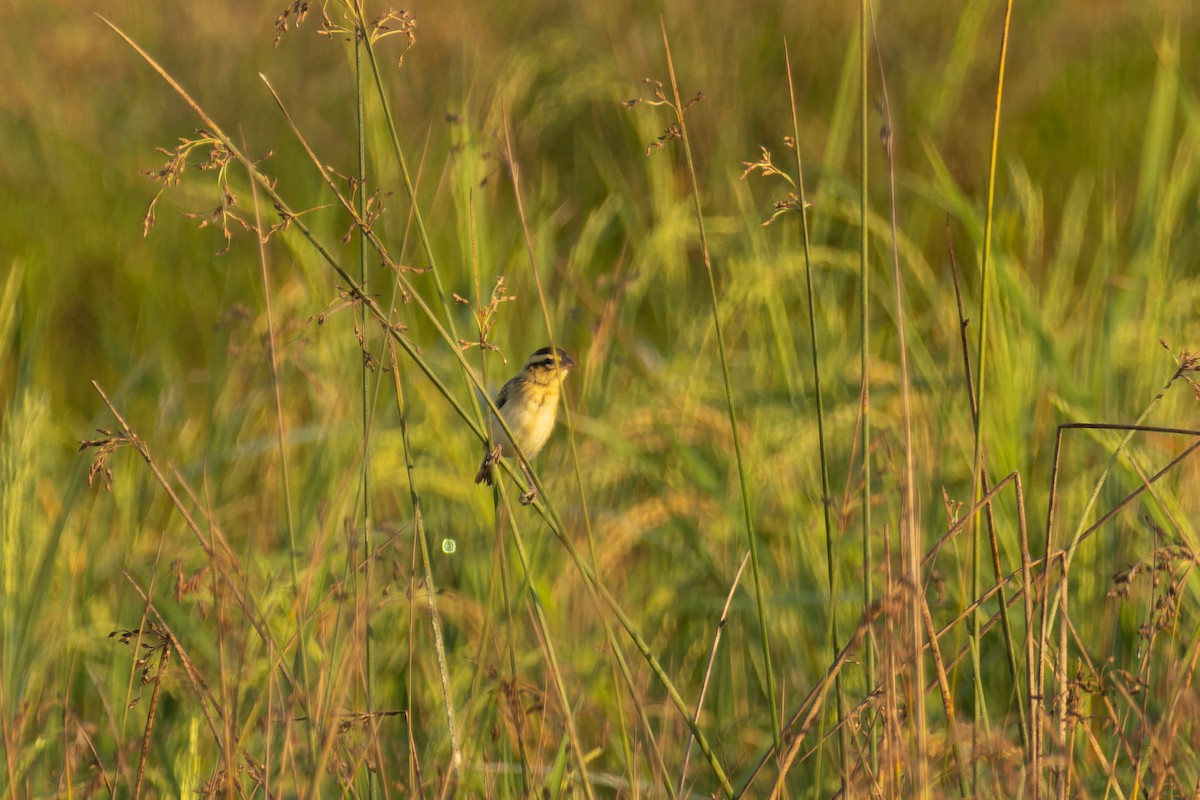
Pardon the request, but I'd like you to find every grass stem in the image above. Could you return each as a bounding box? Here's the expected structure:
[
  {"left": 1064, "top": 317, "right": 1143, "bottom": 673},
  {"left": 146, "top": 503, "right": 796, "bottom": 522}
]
[
  {"left": 857, "top": 2, "right": 879, "bottom": 784},
  {"left": 659, "top": 17, "right": 781, "bottom": 751},
  {"left": 784, "top": 40, "right": 848, "bottom": 794},
  {"left": 967, "top": 0, "right": 1014, "bottom": 779}
]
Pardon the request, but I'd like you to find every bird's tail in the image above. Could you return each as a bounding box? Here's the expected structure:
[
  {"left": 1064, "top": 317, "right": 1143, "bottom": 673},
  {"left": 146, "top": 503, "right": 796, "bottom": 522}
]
[{"left": 475, "top": 445, "right": 501, "bottom": 485}]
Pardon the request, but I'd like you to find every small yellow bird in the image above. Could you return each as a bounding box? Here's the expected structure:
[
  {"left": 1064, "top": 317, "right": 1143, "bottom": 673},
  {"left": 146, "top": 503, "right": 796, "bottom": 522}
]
[{"left": 475, "top": 346, "right": 576, "bottom": 504}]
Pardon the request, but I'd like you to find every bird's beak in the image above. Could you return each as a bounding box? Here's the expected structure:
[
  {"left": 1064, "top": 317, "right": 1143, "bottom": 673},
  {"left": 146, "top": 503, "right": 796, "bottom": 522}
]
[{"left": 560, "top": 354, "right": 576, "bottom": 369}]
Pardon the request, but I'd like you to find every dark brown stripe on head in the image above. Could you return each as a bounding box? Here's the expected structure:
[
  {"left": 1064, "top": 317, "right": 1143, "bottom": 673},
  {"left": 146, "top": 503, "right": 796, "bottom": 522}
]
[{"left": 525, "top": 346, "right": 575, "bottom": 370}]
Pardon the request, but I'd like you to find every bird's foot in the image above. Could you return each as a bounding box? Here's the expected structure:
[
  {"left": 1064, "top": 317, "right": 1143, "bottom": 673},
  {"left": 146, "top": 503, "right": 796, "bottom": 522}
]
[{"left": 518, "top": 461, "right": 538, "bottom": 505}]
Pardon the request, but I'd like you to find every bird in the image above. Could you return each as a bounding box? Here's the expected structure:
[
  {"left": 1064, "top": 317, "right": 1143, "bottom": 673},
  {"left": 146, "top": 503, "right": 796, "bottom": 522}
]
[{"left": 475, "top": 346, "right": 576, "bottom": 504}]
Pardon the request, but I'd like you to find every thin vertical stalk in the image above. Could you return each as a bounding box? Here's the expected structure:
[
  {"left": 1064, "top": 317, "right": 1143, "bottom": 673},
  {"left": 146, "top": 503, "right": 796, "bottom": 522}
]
[
  {"left": 1032, "top": 431, "right": 1063, "bottom": 798},
  {"left": 947, "top": 224, "right": 1028, "bottom": 749},
  {"left": 246, "top": 148, "right": 313, "bottom": 769},
  {"left": 857, "top": 0, "right": 878, "bottom": 782},
  {"left": 352, "top": 16, "right": 378, "bottom": 800},
  {"left": 1016, "top": 471, "right": 1038, "bottom": 796},
  {"left": 499, "top": 111, "right": 658, "bottom": 796},
  {"left": 352, "top": 9, "right": 486, "bottom": 429},
  {"left": 491, "top": 495, "right": 533, "bottom": 796},
  {"left": 968, "top": 0, "right": 1014, "bottom": 770},
  {"left": 659, "top": 18, "right": 781, "bottom": 749},
  {"left": 385, "top": 342, "right": 461, "bottom": 777},
  {"left": 784, "top": 41, "right": 848, "bottom": 792},
  {"left": 869, "top": 9, "right": 927, "bottom": 787},
  {"left": 464, "top": 197, "right": 533, "bottom": 797},
  {"left": 494, "top": 482, "right": 597, "bottom": 800},
  {"left": 883, "top": 522, "right": 901, "bottom": 797},
  {"left": 132, "top": 641, "right": 169, "bottom": 800},
  {"left": 679, "top": 553, "right": 751, "bottom": 796},
  {"left": 1055, "top": 577, "right": 1069, "bottom": 800}
]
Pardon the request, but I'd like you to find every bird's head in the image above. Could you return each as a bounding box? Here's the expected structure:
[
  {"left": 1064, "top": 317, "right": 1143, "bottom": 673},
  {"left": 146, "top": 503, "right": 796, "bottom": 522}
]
[{"left": 523, "top": 346, "right": 576, "bottom": 382}]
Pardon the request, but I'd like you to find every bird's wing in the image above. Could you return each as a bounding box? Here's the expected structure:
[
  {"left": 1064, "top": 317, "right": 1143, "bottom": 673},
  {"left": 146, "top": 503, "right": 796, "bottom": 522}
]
[{"left": 494, "top": 378, "right": 514, "bottom": 410}]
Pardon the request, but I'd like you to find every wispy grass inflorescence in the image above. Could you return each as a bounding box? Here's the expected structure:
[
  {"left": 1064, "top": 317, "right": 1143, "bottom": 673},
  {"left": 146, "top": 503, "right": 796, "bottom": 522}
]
[{"left": 454, "top": 275, "right": 515, "bottom": 362}]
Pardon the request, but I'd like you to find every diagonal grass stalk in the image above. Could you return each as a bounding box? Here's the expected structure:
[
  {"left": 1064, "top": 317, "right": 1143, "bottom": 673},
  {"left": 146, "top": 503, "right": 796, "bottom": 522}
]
[
  {"left": 498, "top": 107, "right": 675, "bottom": 798},
  {"left": 946, "top": 225, "right": 1028, "bottom": 749},
  {"left": 490, "top": 487, "right": 534, "bottom": 796},
  {"left": 460, "top": 200, "right": 534, "bottom": 797},
  {"left": 765, "top": 593, "right": 894, "bottom": 798},
  {"left": 679, "top": 552, "right": 750, "bottom": 796},
  {"left": 1036, "top": 369, "right": 1198, "bottom": 792},
  {"left": 492, "top": 479, "right": 596, "bottom": 800},
  {"left": 740, "top": 471, "right": 1023, "bottom": 794},
  {"left": 783, "top": 40, "right": 848, "bottom": 793},
  {"left": 722, "top": 414, "right": 1200, "bottom": 797},
  {"left": 659, "top": 18, "right": 782, "bottom": 750},
  {"left": 458, "top": 213, "right": 592, "bottom": 797},
  {"left": 88, "top": 381, "right": 300, "bottom": 697},
  {"left": 918, "top": 592, "right": 971, "bottom": 796},
  {"left": 350, "top": 6, "right": 488, "bottom": 431}
]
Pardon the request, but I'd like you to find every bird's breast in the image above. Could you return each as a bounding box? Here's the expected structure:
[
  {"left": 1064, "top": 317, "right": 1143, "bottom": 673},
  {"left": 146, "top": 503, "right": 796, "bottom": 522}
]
[{"left": 496, "top": 390, "right": 560, "bottom": 458}]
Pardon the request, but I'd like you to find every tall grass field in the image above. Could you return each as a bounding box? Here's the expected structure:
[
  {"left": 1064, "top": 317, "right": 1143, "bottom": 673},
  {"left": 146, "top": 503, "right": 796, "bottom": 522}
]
[{"left": 3, "top": 1, "right": 1200, "bottom": 797}]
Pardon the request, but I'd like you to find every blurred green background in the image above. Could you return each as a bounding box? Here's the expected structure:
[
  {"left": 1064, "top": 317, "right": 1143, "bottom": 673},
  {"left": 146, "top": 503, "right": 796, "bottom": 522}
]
[{"left": 2, "top": 0, "right": 1199, "bottom": 796}]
